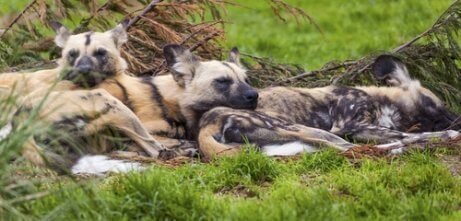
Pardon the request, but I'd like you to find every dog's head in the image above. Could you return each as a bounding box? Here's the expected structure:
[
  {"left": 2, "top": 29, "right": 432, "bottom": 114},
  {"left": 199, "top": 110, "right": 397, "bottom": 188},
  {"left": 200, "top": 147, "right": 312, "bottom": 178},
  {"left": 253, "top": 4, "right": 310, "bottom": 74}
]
[
  {"left": 52, "top": 20, "right": 129, "bottom": 88},
  {"left": 163, "top": 44, "right": 258, "bottom": 112},
  {"left": 372, "top": 54, "right": 460, "bottom": 131}
]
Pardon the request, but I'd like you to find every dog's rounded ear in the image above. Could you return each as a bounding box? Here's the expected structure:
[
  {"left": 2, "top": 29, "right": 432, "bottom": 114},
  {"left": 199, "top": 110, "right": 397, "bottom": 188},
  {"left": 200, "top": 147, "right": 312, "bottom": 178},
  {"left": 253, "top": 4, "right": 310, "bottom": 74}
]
[
  {"left": 108, "top": 19, "right": 129, "bottom": 48},
  {"left": 50, "top": 21, "right": 70, "bottom": 48},
  {"left": 163, "top": 44, "right": 199, "bottom": 87},
  {"left": 372, "top": 55, "right": 402, "bottom": 80},
  {"left": 372, "top": 54, "right": 411, "bottom": 86},
  {"left": 227, "top": 47, "right": 241, "bottom": 67}
]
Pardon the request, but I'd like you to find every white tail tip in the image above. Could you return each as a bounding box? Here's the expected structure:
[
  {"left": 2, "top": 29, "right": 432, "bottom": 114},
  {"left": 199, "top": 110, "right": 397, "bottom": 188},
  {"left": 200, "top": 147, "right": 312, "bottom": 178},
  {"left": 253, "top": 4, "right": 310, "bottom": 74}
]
[{"left": 71, "top": 155, "right": 144, "bottom": 176}]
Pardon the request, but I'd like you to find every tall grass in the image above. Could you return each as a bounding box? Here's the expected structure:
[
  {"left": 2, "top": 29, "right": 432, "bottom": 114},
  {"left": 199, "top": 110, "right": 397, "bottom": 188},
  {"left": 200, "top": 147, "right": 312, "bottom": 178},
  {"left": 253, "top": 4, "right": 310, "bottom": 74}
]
[{"left": 1, "top": 150, "right": 459, "bottom": 220}]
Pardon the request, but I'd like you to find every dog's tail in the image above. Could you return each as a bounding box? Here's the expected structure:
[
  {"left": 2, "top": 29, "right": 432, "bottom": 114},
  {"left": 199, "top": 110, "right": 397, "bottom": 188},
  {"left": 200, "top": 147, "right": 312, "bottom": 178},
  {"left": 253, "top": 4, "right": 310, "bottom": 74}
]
[
  {"left": 372, "top": 54, "right": 414, "bottom": 88},
  {"left": 70, "top": 155, "right": 144, "bottom": 176}
]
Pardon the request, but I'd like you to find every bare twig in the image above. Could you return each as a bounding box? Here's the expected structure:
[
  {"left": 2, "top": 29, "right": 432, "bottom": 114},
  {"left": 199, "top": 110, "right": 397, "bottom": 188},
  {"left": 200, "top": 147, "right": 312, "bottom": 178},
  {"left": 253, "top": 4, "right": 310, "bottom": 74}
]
[
  {"left": 180, "top": 20, "right": 224, "bottom": 45},
  {"left": 275, "top": 61, "right": 357, "bottom": 85},
  {"left": 189, "top": 31, "right": 222, "bottom": 52},
  {"left": 0, "top": 0, "right": 38, "bottom": 39},
  {"left": 335, "top": 0, "right": 461, "bottom": 83},
  {"left": 126, "top": 0, "right": 163, "bottom": 30}
]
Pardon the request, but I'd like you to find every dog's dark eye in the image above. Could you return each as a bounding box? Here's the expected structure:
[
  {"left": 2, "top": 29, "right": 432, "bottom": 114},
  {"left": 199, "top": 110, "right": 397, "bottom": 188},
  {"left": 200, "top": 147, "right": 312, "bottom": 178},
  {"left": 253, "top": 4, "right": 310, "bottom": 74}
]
[
  {"left": 215, "top": 77, "right": 233, "bottom": 84},
  {"left": 93, "top": 48, "right": 107, "bottom": 57},
  {"left": 68, "top": 50, "right": 79, "bottom": 58}
]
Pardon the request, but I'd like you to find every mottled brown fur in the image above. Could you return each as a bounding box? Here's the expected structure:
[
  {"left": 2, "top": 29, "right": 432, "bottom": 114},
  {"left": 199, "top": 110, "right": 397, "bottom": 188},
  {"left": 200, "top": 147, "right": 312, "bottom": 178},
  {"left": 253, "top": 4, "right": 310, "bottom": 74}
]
[{"left": 198, "top": 55, "right": 460, "bottom": 159}]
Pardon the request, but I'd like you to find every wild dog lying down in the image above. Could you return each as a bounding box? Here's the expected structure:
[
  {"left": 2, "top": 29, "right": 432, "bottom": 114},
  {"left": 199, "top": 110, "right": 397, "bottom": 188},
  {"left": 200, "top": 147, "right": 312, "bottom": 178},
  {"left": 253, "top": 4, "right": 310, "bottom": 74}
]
[
  {"left": 48, "top": 25, "right": 258, "bottom": 159},
  {"left": 198, "top": 54, "right": 461, "bottom": 158},
  {"left": 0, "top": 21, "right": 169, "bottom": 170},
  {"left": 0, "top": 22, "right": 259, "bottom": 172}
]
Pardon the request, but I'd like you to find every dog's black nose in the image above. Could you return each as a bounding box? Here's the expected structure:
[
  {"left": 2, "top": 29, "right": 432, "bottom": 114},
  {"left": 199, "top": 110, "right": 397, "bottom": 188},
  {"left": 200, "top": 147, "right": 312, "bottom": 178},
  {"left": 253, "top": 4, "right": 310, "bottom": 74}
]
[
  {"left": 243, "top": 90, "right": 259, "bottom": 102},
  {"left": 76, "top": 56, "right": 93, "bottom": 74}
]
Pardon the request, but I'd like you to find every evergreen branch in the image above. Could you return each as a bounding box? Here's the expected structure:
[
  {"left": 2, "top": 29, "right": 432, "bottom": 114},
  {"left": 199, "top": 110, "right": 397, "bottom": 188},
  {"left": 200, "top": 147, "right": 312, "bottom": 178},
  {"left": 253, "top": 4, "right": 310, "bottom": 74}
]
[
  {"left": 275, "top": 0, "right": 461, "bottom": 85},
  {"left": 179, "top": 20, "right": 224, "bottom": 45},
  {"left": 335, "top": 0, "right": 461, "bottom": 82},
  {"left": 392, "top": 0, "right": 460, "bottom": 52},
  {"left": 74, "top": 2, "right": 109, "bottom": 33}
]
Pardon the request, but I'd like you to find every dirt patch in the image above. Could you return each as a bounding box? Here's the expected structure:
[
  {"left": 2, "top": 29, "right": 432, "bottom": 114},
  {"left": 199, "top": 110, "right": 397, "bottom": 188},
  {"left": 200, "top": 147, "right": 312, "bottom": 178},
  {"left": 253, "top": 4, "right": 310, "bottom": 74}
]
[
  {"left": 110, "top": 151, "right": 198, "bottom": 168},
  {"left": 341, "top": 145, "right": 389, "bottom": 160}
]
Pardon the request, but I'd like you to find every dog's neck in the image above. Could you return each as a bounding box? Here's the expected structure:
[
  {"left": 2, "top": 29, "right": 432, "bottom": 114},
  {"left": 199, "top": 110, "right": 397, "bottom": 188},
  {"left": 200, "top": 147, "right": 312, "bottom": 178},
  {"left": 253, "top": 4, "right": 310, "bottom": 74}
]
[
  {"left": 152, "top": 74, "right": 206, "bottom": 139},
  {"left": 97, "top": 71, "right": 212, "bottom": 139}
]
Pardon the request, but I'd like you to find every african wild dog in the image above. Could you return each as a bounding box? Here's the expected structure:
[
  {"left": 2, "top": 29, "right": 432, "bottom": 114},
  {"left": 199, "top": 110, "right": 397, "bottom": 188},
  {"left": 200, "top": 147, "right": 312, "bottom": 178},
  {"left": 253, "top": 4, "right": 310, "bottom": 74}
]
[
  {"left": 52, "top": 27, "right": 258, "bottom": 158},
  {"left": 198, "top": 54, "right": 461, "bottom": 158},
  {"left": 89, "top": 44, "right": 258, "bottom": 159},
  {"left": 0, "top": 21, "right": 168, "bottom": 170},
  {"left": 0, "top": 21, "right": 259, "bottom": 172},
  {"left": 48, "top": 21, "right": 258, "bottom": 145}
]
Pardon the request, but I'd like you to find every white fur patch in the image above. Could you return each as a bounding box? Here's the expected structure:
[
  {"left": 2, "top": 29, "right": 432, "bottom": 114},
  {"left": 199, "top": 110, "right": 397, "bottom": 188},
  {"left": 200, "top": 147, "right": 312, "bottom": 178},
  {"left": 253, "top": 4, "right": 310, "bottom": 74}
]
[
  {"left": 71, "top": 155, "right": 144, "bottom": 176},
  {"left": 378, "top": 106, "right": 399, "bottom": 129},
  {"left": 0, "top": 122, "right": 12, "bottom": 141},
  {"left": 447, "top": 130, "right": 460, "bottom": 139},
  {"left": 262, "top": 141, "right": 318, "bottom": 156},
  {"left": 220, "top": 117, "right": 235, "bottom": 143}
]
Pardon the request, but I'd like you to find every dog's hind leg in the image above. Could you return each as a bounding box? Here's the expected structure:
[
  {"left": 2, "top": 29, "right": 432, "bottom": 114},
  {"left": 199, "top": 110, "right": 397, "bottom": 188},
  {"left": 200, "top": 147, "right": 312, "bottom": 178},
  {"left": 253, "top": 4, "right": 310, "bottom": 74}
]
[
  {"left": 198, "top": 108, "right": 357, "bottom": 159},
  {"left": 20, "top": 89, "right": 167, "bottom": 160}
]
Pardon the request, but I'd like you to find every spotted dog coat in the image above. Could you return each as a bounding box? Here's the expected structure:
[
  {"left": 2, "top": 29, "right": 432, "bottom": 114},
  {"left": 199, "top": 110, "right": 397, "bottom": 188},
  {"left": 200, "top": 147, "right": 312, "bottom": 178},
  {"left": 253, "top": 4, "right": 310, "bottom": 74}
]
[{"left": 198, "top": 55, "right": 461, "bottom": 159}]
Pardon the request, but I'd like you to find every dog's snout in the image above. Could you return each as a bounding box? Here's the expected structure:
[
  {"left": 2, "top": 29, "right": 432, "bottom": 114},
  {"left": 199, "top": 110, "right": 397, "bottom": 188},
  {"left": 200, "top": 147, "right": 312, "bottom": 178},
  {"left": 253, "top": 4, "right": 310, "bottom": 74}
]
[
  {"left": 76, "top": 56, "right": 93, "bottom": 74},
  {"left": 243, "top": 90, "right": 259, "bottom": 102}
]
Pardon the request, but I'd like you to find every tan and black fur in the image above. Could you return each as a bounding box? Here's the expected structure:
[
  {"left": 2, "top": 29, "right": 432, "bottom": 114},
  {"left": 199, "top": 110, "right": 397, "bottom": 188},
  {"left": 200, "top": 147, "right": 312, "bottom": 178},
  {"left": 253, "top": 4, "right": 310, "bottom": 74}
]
[
  {"left": 198, "top": 55, "right": 461, "bottom": 159},
  {"left": 0, "top": 21, "right": 169, "bottom": 168},
  {"left": 1, "top": 21, "right": 260, "bottom": 169},
  {"left": 61, "top": 40, "right": 258, "bottom": 157},
  {"left": 92, "top": 45, "right": 258, "bottom": 157}
]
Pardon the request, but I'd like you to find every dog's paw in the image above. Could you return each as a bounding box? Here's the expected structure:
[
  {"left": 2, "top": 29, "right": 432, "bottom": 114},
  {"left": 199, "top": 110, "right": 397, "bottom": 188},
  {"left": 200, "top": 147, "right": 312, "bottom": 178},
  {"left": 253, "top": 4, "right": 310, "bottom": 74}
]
[{"left": 158, "top": 149, "right": 177, "bottom": 160}]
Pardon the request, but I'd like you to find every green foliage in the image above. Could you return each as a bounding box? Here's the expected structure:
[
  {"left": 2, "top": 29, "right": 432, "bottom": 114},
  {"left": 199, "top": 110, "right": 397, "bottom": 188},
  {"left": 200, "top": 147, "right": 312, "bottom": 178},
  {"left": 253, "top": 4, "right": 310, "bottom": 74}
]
[
  {"left": 225, "top": 0, "right": 453, "bottom": 68},
  {"left": 227, "top": 0, "right": 461, "bottom": 113},
  {"left": 2, "top": 151, "right": 459, "bottom": 220},
  {"left": 296, "top": 149, "right": 350, "bottom": 173},
  {"left": 218, "top": 145, "right": 281, "bottom": 184}
]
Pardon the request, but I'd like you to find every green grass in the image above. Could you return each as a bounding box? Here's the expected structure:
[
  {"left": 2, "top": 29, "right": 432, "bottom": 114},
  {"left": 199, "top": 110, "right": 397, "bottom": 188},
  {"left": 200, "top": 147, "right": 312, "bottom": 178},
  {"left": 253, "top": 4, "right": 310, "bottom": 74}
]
[
  {"left": 5, "top": 150, "right": 461, "bottom": 220},
  {"left": 225, "top": 0, "right": 453, "bottom": 69},
  {"left": 2, "top": 0, "right": 461, "bottom": 220}
]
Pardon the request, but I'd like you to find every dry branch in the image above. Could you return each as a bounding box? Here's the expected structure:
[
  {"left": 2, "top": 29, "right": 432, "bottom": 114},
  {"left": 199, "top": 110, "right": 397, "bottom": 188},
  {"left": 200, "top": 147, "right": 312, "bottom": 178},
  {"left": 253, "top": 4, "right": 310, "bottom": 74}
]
[
  {"left": 126, "top": 0, "right": 162, "bottom": 30},
  {"left": 270, "top": 0, "right": 461, "bottom": 90},
  {"left": 0, "top": 0, "right": 38, "bottom": 39}
]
